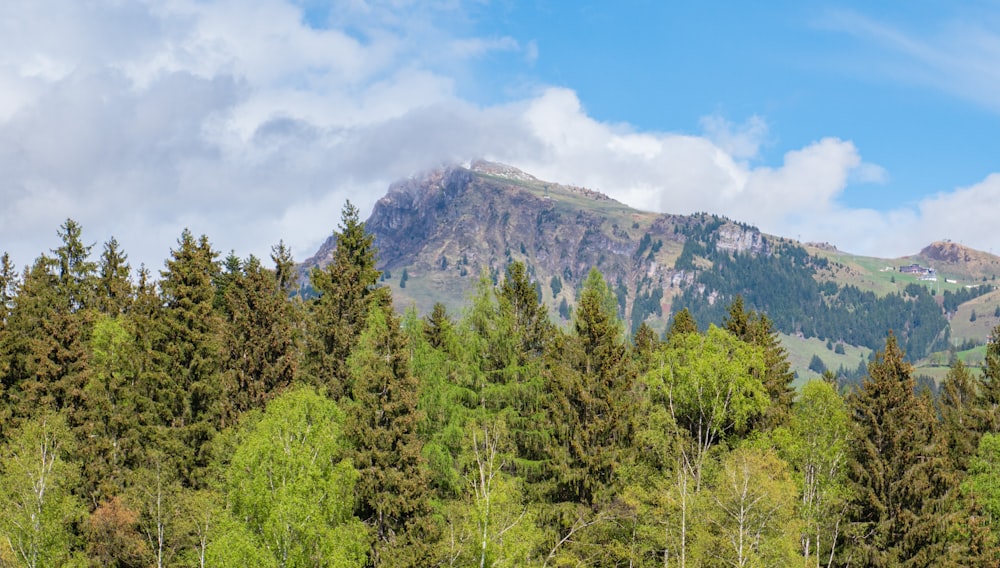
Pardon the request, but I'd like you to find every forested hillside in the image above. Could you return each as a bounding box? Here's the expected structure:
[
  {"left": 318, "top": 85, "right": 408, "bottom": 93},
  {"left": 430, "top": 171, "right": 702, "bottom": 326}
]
[{"left": 3, "top": 211, "right": 1000, "bottom": 566}]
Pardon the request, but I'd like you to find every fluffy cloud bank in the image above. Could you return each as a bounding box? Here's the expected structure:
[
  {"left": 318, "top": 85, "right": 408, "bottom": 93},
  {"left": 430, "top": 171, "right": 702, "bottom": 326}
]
[{"left": 0, "top": 0, "right": 996, "bottom": 271}]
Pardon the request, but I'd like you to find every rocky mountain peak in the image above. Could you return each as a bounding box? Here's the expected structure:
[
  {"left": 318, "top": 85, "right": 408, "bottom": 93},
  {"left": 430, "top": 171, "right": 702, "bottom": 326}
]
[{"left": 921, "top": 240, "right": 976, "bottom": 263}]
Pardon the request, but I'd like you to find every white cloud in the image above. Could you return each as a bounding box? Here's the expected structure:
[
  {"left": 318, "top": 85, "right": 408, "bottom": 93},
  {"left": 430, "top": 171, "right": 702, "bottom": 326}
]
[
  {"left": 821, "top": 9, "right": 1000, "bottom": 114},
  {"left": 1, "top": 0, "right": 998, "bottom": 274},
  {"left": 699, "top": 114, "right": 768, "bottom": 161}
]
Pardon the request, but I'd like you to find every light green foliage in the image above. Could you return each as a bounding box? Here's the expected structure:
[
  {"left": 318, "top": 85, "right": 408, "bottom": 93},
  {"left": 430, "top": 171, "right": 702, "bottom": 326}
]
[
  {"left": 442, "top": 421, "right": 544, "bottom": 567},
  {"left": 348, "top": 305, "right": 437, "bottom": 566},
  {"left": 81, "top": 315, "right": 141, "bottom": 502},
  {"left": 647, "top": 325, "right": 768, "bottom": 488},
  {"left": 967, "top": 433, "right": 1000, "bottom": 530},
  {"left": 0, "top": 413, "right": 84, "bottom": 568},
  {"left": 213, "top": 387, "right": 368, "bottom": 567},
  {"left": 776, "top": 379, "right": 851, "bottom": 564},
  {"left": 704, "top": 447, "right": 799, "bottom": 567}
]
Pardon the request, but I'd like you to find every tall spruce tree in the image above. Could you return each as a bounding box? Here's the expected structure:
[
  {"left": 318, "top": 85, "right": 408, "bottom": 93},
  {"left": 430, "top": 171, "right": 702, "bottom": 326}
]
[
  {"left": 306, "top": 201, "right": 385, "bottom": 399},
  {"left": 548, "top": 268, "right": 637, "bottom": 506},
  {"left": 218, "top": 254, "right": 298, "bottom": 427},
  {"left": 845, "top": 333, "right": 960, "bottom": 566},
  {"left": 155, "top": 230, "right": 222, "bottom": 486},
  {"left": 347, "top": 304, "right": 436, "bottom": 567},
  {"left": 4, "top": 221, "right": 96, "bottom": 420},
  {"left": 665, "top": 307, "right": 698, "bottom": 342},
  {"left": 981, "top": 325, "right": 1000, "bottom": 431},
  {"left": 95, "top": 237, "right": 132, "bottom": 316}
]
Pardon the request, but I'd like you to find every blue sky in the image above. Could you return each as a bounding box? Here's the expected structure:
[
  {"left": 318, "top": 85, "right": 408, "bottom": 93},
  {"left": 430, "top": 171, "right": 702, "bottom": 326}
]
[{"left": 2, "top": 0, "right": 1000, "bottom": 269}]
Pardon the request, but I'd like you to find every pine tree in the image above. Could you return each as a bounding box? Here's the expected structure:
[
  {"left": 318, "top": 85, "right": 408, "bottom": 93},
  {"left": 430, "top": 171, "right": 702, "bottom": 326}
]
[
  {"left": 548, "top": 268, "right": 636, "bottom": 506},
  {"left": 939, "top": 359, "right": 983, "bottom": 472},
  {"left": 155, "top": 230, "right": 222, "bottom": 486},
  {"left": 270, "top": 240, "right": 297, "bottom": 293},
  {"left": 981, "top": 324, "right": 1000, "bottom": 431},
  {"left": 95, "top": 237, "right": 132, "bottom": 316},
  {"left": 218, "top": 254, "right": 298, "bottom": 427},
  {"left": 845, "top": 333, "right": 959, "bottom": 565},
  {"left": 305, "top": 201, "right": 386, "bottom": 399},
  {"left": 665, "top": 307, "right": 698, "bottom": 342},
  {"left": 422, "top": 302, "right": 453, "bottom": 350},
  {"left": 0, "top": 252, "right": 19, "bottom": 428},
  {"left": 4, "top": 221, "right": 96, "bottom": 421},
  {"left": 347, "top": 305, "right": 436, "bottom": 566}
]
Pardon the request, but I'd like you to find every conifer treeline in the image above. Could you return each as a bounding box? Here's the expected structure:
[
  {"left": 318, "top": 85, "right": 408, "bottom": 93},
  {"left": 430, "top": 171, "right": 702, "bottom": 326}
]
[{"left": 1, "top": 210, "right": 1000, "bottom": 566}]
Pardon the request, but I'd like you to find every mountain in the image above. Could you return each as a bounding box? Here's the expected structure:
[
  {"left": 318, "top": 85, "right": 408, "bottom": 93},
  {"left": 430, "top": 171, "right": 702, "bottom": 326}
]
[{"left": 304, "top": 161, "right": 1000, "bottom": 379}]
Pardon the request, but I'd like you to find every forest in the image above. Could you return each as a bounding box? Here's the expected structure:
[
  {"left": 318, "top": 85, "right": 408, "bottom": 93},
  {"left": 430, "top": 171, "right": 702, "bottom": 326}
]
[
  {"left": 2, "top": 206, "right": 1000, "bottom": 567},
  {"left": 670, "top": 224, "right": 995, "bottom": 361}
]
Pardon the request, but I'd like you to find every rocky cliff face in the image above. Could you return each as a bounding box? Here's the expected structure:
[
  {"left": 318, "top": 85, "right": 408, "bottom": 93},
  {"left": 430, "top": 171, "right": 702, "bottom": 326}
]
[{"left": 303, "top": 161, "right": 771, "bottom": 329}]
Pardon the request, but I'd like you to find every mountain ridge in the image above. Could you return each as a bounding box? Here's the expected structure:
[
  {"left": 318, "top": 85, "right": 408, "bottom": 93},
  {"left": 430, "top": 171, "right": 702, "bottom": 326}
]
[{"left": 303, "top": 161, "right": 1000, "bottom": 378}]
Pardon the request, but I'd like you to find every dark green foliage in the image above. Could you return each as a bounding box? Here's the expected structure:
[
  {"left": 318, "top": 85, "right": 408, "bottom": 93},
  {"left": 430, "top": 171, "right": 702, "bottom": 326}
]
[
  {"left": 558, "top": 296, "right": 570, "bottom": 320},
  {"left": 665, "top": 307, "right": 698, "bottom": 342},
  {"left": 347, "top": 305, "right": 437, "bottom": 566},
  {"left": 547, "top": 268, "right": 637, "bottom": 506},
  {"left": 629, "top": 277, "right": 663, "bottom": 336},
  {"left": 218, "top": 254, "right": 299, "bottom": 427},
  {"left": 95, "top": 237, "right": 132, "bottom": 316},
  {"left": 724, "top": 296, "right": 795, "bottom": 429},
  {"left": 809, "top": 354, "right": 827, "bottom": 374},
  {"left": 155, "top": 229, "right": 222, "bottom": 486},
  {"left": 4, "top": 218, "right": 999, "bottom": 564},
  {"left": 672, "top": 238, "right": 951, "bottom": 360},
  {"left": 399, "top": 267, "right": 408, "bottom": 288},
  {"left": 305, "top": 201, "right": 386, "bottom": 399},
  {"left": 941, "top": 284, "right": 993, "bottom": 314},
  {"left": 845, "top": 333, "right": 965, "bottom": 565},
  {"left": 972, "top": 310, "right": 979, "bottom": 322}
]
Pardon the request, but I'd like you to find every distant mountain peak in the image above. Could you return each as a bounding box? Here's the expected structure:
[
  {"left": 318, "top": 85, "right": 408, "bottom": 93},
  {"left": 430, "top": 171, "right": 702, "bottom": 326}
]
[
  {"left": 470, "top": 160, "right": 539, "bottom": 182},
  {"left": 921, "top": 240, "right": 981, "bottom": 264}
]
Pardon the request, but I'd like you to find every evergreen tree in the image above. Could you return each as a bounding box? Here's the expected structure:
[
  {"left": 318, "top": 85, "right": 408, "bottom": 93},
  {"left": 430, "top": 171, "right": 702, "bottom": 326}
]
[
  {"left": 4, "top": 222, "right": 95, "bottom": 421},
  {"left": 665, "top": 307, "right": 698, "bottom": 342},
  {"left": 155, "top": 230, "right": 222, "bottom": 486},
  {"left": 305, "top": 201, "right": 385, "bottom": 399},
  {"left": 632, "top": 321, "right": 660, "bottom": 375},
  {"left": 981, "top": 325, "right": 1000, "bottom": 431},
  {"left": 549, "top": 268, "right": 636, "bottom": 506},
  {"left": 270, "top": 240, "right": 297, "bottom": 293},
  {"left": 95, "top": 237, "right": 132, "bottom": 315},
  {"left": 845, "top": 333, "right": 960, "bottom": 565},
  {"left": 422, "top": 302, "right": 453, "bottom": 350},
  {"left": 939, "top": 359, "right": 983, "bottom": 472},
  {"left": 347, "top": 305, "right": 436, "bottom": 566},
  {"left": 0, "top": 252, "right": 19, "bottom": 427},
  {"left": 218, "top": 254, "right": 298, "bottom": 427}
]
